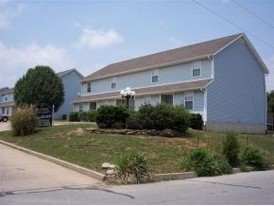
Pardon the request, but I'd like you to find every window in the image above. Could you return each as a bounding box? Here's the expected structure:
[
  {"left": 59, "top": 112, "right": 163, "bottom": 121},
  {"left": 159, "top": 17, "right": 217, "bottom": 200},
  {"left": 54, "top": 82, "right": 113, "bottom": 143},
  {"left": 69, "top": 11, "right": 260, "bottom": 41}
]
[
  {"left": 111, "top": 77, "right": 117, "bottom": 89},
  {"left": 87, "top": 82, "right": 91, "bottom": 93},
  {"left": 111, "top": 82, "right": 116, "bottom": 89},
  {"left": 144, "top": 96, "right": 151, "bottom": 105},
  {"left": 161, "top": 94, "right": 173, "bottom": 105},
  {"left": 152, "top": 69, "right": 159, "bottom": 83},
  {"left": 184, "top": 92, "right": 193, "bottom": 110},
  {"left": 79, "top": 104, "right": 83, "bottom": 112},
  {"left": 2, "top": 107, "right": 5, "bottom": 114},
  {"left": 192, "top": 61, "right": 201, "bottom": 77},
  {"left": 89, "top": 102, "right": 96, "bottom": 110}
]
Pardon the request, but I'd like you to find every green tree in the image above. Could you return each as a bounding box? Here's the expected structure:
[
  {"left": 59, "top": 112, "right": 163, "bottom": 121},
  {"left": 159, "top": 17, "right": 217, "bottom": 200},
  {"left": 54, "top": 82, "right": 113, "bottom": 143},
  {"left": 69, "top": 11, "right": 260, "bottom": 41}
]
[
  {"left": 14, "top": 66, "right": 64, "bottom": 112},
  {"left": 267, "top": 90, "right": 274, "bottom": 113}
]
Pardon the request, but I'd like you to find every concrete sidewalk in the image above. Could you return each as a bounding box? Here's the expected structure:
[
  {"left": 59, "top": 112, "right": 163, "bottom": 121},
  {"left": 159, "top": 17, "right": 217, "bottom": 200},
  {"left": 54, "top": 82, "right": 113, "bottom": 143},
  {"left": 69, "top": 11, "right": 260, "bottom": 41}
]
[{"left": 0, "top": 143, "right": 103, "bottom": 194}]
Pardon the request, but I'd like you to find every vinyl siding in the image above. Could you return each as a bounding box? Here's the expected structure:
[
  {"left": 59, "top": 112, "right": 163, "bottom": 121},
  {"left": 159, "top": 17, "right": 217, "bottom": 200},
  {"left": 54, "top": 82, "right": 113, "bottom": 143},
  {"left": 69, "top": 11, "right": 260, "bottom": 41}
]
[
  {"left": 55, "top": 71, "right": 83, "bottom": 119},
  {"left": 82, "top": 59, "right": 212, "bottom": 95},
  {"left": 207, "top": 39, "right": 266, "bottom": 125}
]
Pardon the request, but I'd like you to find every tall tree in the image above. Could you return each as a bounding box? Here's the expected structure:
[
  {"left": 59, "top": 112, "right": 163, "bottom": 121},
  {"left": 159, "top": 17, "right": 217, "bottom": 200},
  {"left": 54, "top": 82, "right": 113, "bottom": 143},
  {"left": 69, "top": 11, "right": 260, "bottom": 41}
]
[{"left": 14, "top": 66, "right": 64, "bottom": 112}]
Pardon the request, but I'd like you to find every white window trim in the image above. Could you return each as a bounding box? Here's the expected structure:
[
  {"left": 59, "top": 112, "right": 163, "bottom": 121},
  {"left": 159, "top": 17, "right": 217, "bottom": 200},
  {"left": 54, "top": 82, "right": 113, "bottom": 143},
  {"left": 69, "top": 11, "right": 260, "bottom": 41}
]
[
  {"left": 151, "top": 69, "right": 159, "bottom": 83},
  {"left": 87, "top": 82, "right": 91, "bottom": 93},
  {"left": 184, "top": 91, "right": 194, "bottom": 110},
  {"left": 192, "top": 61, "right": 201, "bottom": 78},
  {"left": 111, "top": 77, "right": 117, "bottom": 89}
]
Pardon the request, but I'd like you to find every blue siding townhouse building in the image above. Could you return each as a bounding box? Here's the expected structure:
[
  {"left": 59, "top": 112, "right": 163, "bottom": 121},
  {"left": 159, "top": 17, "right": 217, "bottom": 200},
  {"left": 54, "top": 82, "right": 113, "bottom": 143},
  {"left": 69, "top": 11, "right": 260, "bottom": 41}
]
[
  {"left": 55, "top": 69, "right": 83, "bottom": 120},
  {"left": 73, "top": 33, "right": 268, "bottom": 133},
  {"left": 0, "top": 68, "right": 83, "bottom": 120}
]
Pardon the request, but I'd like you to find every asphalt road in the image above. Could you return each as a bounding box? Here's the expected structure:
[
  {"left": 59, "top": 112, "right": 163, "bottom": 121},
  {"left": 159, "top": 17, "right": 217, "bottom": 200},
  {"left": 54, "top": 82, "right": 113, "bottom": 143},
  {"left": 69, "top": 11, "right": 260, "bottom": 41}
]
[
  {"left": 0, "top": 143, "right": 103, "bottom": 203},
  {"left": 1, "top": 142, "right": 274, "bottom": 204}
]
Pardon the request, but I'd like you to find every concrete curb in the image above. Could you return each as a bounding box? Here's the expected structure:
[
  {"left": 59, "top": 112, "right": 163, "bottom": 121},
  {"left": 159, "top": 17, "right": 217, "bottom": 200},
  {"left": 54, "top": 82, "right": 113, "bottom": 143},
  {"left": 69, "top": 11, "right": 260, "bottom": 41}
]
[
  {"left": 154, "top": 172, "right": 197, "bottom": 181},
  {"left": 0, "top": 140, "right": 106, "bottom": 181}
]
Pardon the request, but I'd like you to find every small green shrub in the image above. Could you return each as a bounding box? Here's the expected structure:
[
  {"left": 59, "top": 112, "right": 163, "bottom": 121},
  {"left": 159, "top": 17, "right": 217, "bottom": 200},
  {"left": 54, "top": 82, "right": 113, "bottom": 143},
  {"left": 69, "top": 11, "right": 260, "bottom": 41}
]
[
  {"left": 171, "top": 105, "right": 190, "bottom": 133},
  {"left": 180, "top": 148, "right": 232, "bottom": 176},
  {"left": 152, "top": 104, "right": 174, "bottom": 130},
  {"left": 126, "top": 112, "right": 141, "bottom": 130},
  {"left": 137, "top": 104, "right": 190, "bottom": 133},
  {"left": 114, "top": 152, "right": 153, "bottom": 184},
  {"left": 223, "top": 132, "right": 240, "bottom": 167},
  {"left": 11, "top": 106, "right": 37, "bottom": 136},
  {"left": 96, "top": 105, "right": 129, "bottom": 129},
  {"left": 87, "top": 110, "right": 97, "bottom": 122},
  {"left": 78, "top": 111, "right": 88, "bottom": 122},
  {"left": 241, "top": 146, "right": 269, "bottom": 170},
  {"left": 137, "top": 104, "right": 155, "bottom": 129},
  {"left": 189, "top": 113, "right": 203, "bottom": 130},
  {"left": 69, "top": 111, "right": 79, "bottom": 122}
]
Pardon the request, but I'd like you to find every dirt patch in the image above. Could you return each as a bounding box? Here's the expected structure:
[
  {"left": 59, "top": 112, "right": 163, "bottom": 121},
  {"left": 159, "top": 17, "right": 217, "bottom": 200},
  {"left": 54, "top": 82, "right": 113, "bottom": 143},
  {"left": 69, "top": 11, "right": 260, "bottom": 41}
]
[
  {"left": 67, "top": 128, "right": 85, "bottom": 136},
  {"left": 0, "top": 122, "right": 11, "bottom": 132}
]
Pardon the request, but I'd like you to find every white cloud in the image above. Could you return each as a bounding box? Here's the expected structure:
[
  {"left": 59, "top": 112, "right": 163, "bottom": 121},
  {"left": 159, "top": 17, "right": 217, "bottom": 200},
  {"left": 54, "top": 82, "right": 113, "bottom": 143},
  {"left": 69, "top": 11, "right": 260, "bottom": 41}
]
[
  {"left": 74, "top": 28, "right": 123, "bottom": 49},
  {"left": 0, "top": 1, "right": 24, "bottom": 29},
  {"left": 266, "top": 54, "right": 274, "bottom": 91},
  {"left": 0, "top": 42, "right": 74, "bottom": 87}
]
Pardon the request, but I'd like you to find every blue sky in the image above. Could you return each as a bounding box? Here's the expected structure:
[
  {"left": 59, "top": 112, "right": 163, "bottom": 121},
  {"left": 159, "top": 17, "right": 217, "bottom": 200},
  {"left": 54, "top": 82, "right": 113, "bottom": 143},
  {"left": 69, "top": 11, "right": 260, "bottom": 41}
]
[{"left": 1, "top": 0, "right": 274, "bottom": 91}]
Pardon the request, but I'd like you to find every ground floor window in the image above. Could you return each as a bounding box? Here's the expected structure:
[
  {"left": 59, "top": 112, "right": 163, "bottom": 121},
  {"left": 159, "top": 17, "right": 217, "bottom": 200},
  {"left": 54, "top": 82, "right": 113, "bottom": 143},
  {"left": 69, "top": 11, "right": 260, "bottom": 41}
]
[
  {"left": 79, "top": 104, "right": 83, "bottom": 112},
  {"left": 161, "top": 94, "right": 173, "bottom": 105},
  {"left": 89, "top": 102, "right": 96, "bottom": 110},
  {"left": 116, "top": 99, "right": 134, "bottom": 110},
  {"left": 184, "top": 92, "right": 194, "bottom": 110}
]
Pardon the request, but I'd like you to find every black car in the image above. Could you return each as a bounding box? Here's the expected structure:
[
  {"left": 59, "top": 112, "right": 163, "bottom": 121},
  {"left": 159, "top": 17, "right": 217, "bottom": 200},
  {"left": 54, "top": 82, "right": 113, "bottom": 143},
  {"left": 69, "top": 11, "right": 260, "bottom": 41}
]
[{"left": 0, "top": 114, "right": 9, "bottom": 122}]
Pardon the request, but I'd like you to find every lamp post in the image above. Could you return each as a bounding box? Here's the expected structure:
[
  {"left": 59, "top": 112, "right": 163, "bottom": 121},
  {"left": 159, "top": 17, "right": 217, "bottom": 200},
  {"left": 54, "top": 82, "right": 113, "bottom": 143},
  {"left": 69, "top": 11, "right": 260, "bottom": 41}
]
[{"left": 120, "top": 87, "right": 135, "bottom": 109}]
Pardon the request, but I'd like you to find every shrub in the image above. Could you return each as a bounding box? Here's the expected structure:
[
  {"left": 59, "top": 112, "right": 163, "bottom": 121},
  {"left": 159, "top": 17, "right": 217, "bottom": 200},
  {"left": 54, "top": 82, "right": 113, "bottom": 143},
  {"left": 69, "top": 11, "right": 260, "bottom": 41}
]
[
  {"left": 171, "top": 105, "right": 190, "bottom": 133},
  {"left": 69, "top": 111, "right": 79, "bottom": 122},
  {"left": 223, "top": 132, "right": 240, "bottom": 167},
  {"left": 96, "top": 105, "right": 129, "bottom": 129},
  {"left": 137, "top": 104, "right": 155, "bottom": 129},
  {"left": 241, "top": 146, "right": 269, "bottom": 170},
  {"left": 11, "top": 106, "right": 37, "bottom": 136},
  {"left": 189, "top": 113, "right": 203, "bottom": 130},
  {"left": 180, "top": 148, "right": 232, "bottom": 176},
  {"left": 78, "top": 111, "right": 88, "bottom": 122},
  {"left": 114, "top": 152, "right": 152, "bottom": 184},
  {"left": 137, "top": 104, "right": 190, "bottom": 133},
  {"left": 152, "top": 104, "right": 174, "bottom": 130},
  {"left": 87, "top": 110, "right": 97, "bottom": 122},
  {"left": 126, "top": 111, "right": 141, "bottom": 130}
]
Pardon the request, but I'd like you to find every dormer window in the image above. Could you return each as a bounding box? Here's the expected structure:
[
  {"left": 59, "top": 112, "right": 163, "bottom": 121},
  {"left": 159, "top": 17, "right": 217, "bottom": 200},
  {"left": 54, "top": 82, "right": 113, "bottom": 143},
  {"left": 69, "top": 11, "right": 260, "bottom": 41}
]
[
  {"left": 192, "top": 61, "right": 201, "bottom": 78},
  {"left": 152, "top": 69, "right": 159, "bottom": 83}
]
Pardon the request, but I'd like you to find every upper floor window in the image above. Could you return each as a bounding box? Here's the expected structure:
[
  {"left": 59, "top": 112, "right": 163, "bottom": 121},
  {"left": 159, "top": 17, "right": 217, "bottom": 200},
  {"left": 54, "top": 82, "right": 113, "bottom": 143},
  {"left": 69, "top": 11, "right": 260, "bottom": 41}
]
[
  {"left": 152, "top": 69, "right": 159, "bottom": 83},
  {"left": 111, "top": 77, "right": 117, "bottom": 89},
  {"left": 184, "top": 92, "right": 194, "bottom": 110},
  {"left": 87, "top": 82, "right": 91, "bottom": 93},
  {"left": 111, "top": 82, "right": 116, "bottom": 89},
  {"left": 192, "top": 61, "right": 201, "bottom": 78}
]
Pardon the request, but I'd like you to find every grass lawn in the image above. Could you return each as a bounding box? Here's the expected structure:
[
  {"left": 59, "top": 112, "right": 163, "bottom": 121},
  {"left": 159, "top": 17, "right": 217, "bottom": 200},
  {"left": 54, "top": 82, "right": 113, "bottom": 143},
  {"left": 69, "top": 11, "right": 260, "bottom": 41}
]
[{"left": 0, "top": 124, "right": 274, "bottom": 174}]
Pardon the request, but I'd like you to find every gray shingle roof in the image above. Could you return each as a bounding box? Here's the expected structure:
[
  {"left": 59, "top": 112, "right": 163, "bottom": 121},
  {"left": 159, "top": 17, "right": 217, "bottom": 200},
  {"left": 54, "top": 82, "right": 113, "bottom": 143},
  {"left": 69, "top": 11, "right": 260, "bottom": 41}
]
[
  {"left": 83, "top": 33, "right": 243, "bottom": 81},
  {"left": 73, "top": 79, "right": 211, "bottom": 103}
]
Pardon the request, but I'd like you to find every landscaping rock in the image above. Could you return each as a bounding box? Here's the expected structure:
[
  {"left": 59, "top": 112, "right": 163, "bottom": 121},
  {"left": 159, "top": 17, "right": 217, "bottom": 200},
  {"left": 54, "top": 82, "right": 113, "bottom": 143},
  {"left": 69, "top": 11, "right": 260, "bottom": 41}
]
[{"left": 102, "top": 162, "right": 111, "bottom": 169}]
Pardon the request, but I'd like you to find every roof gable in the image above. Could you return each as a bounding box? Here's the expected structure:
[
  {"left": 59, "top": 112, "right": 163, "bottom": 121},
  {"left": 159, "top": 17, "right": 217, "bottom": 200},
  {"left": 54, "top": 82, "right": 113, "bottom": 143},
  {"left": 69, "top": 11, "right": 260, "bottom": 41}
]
[
  {"left": 57, "top": 68, "right": 84, "bottom": 78},
  {"left": 83, "top": 33, "right": 243, "bottom": 81}
]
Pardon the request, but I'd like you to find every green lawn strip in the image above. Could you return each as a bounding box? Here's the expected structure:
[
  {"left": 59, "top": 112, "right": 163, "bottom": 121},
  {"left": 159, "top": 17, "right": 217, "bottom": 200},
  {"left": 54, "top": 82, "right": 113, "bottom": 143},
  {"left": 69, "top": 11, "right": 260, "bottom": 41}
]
[{"left": 0, "top": 125, "right": 274, "bottom": 174}]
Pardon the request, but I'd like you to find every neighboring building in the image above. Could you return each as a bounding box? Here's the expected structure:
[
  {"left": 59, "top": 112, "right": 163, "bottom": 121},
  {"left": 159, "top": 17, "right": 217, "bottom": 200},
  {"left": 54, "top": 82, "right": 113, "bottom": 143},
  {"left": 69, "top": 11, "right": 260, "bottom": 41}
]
[
  {"left": 74, "top": 33, "right": 268, "bottom": 133},
  {"left": 55, "top": 69, "right": 84, "bottom": 120},
  {"left": 0, "top": 87, "right": 16, "bottom": 116},
  {"left": 0, "top": 68, "right": 83, "bottom": 120}
]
